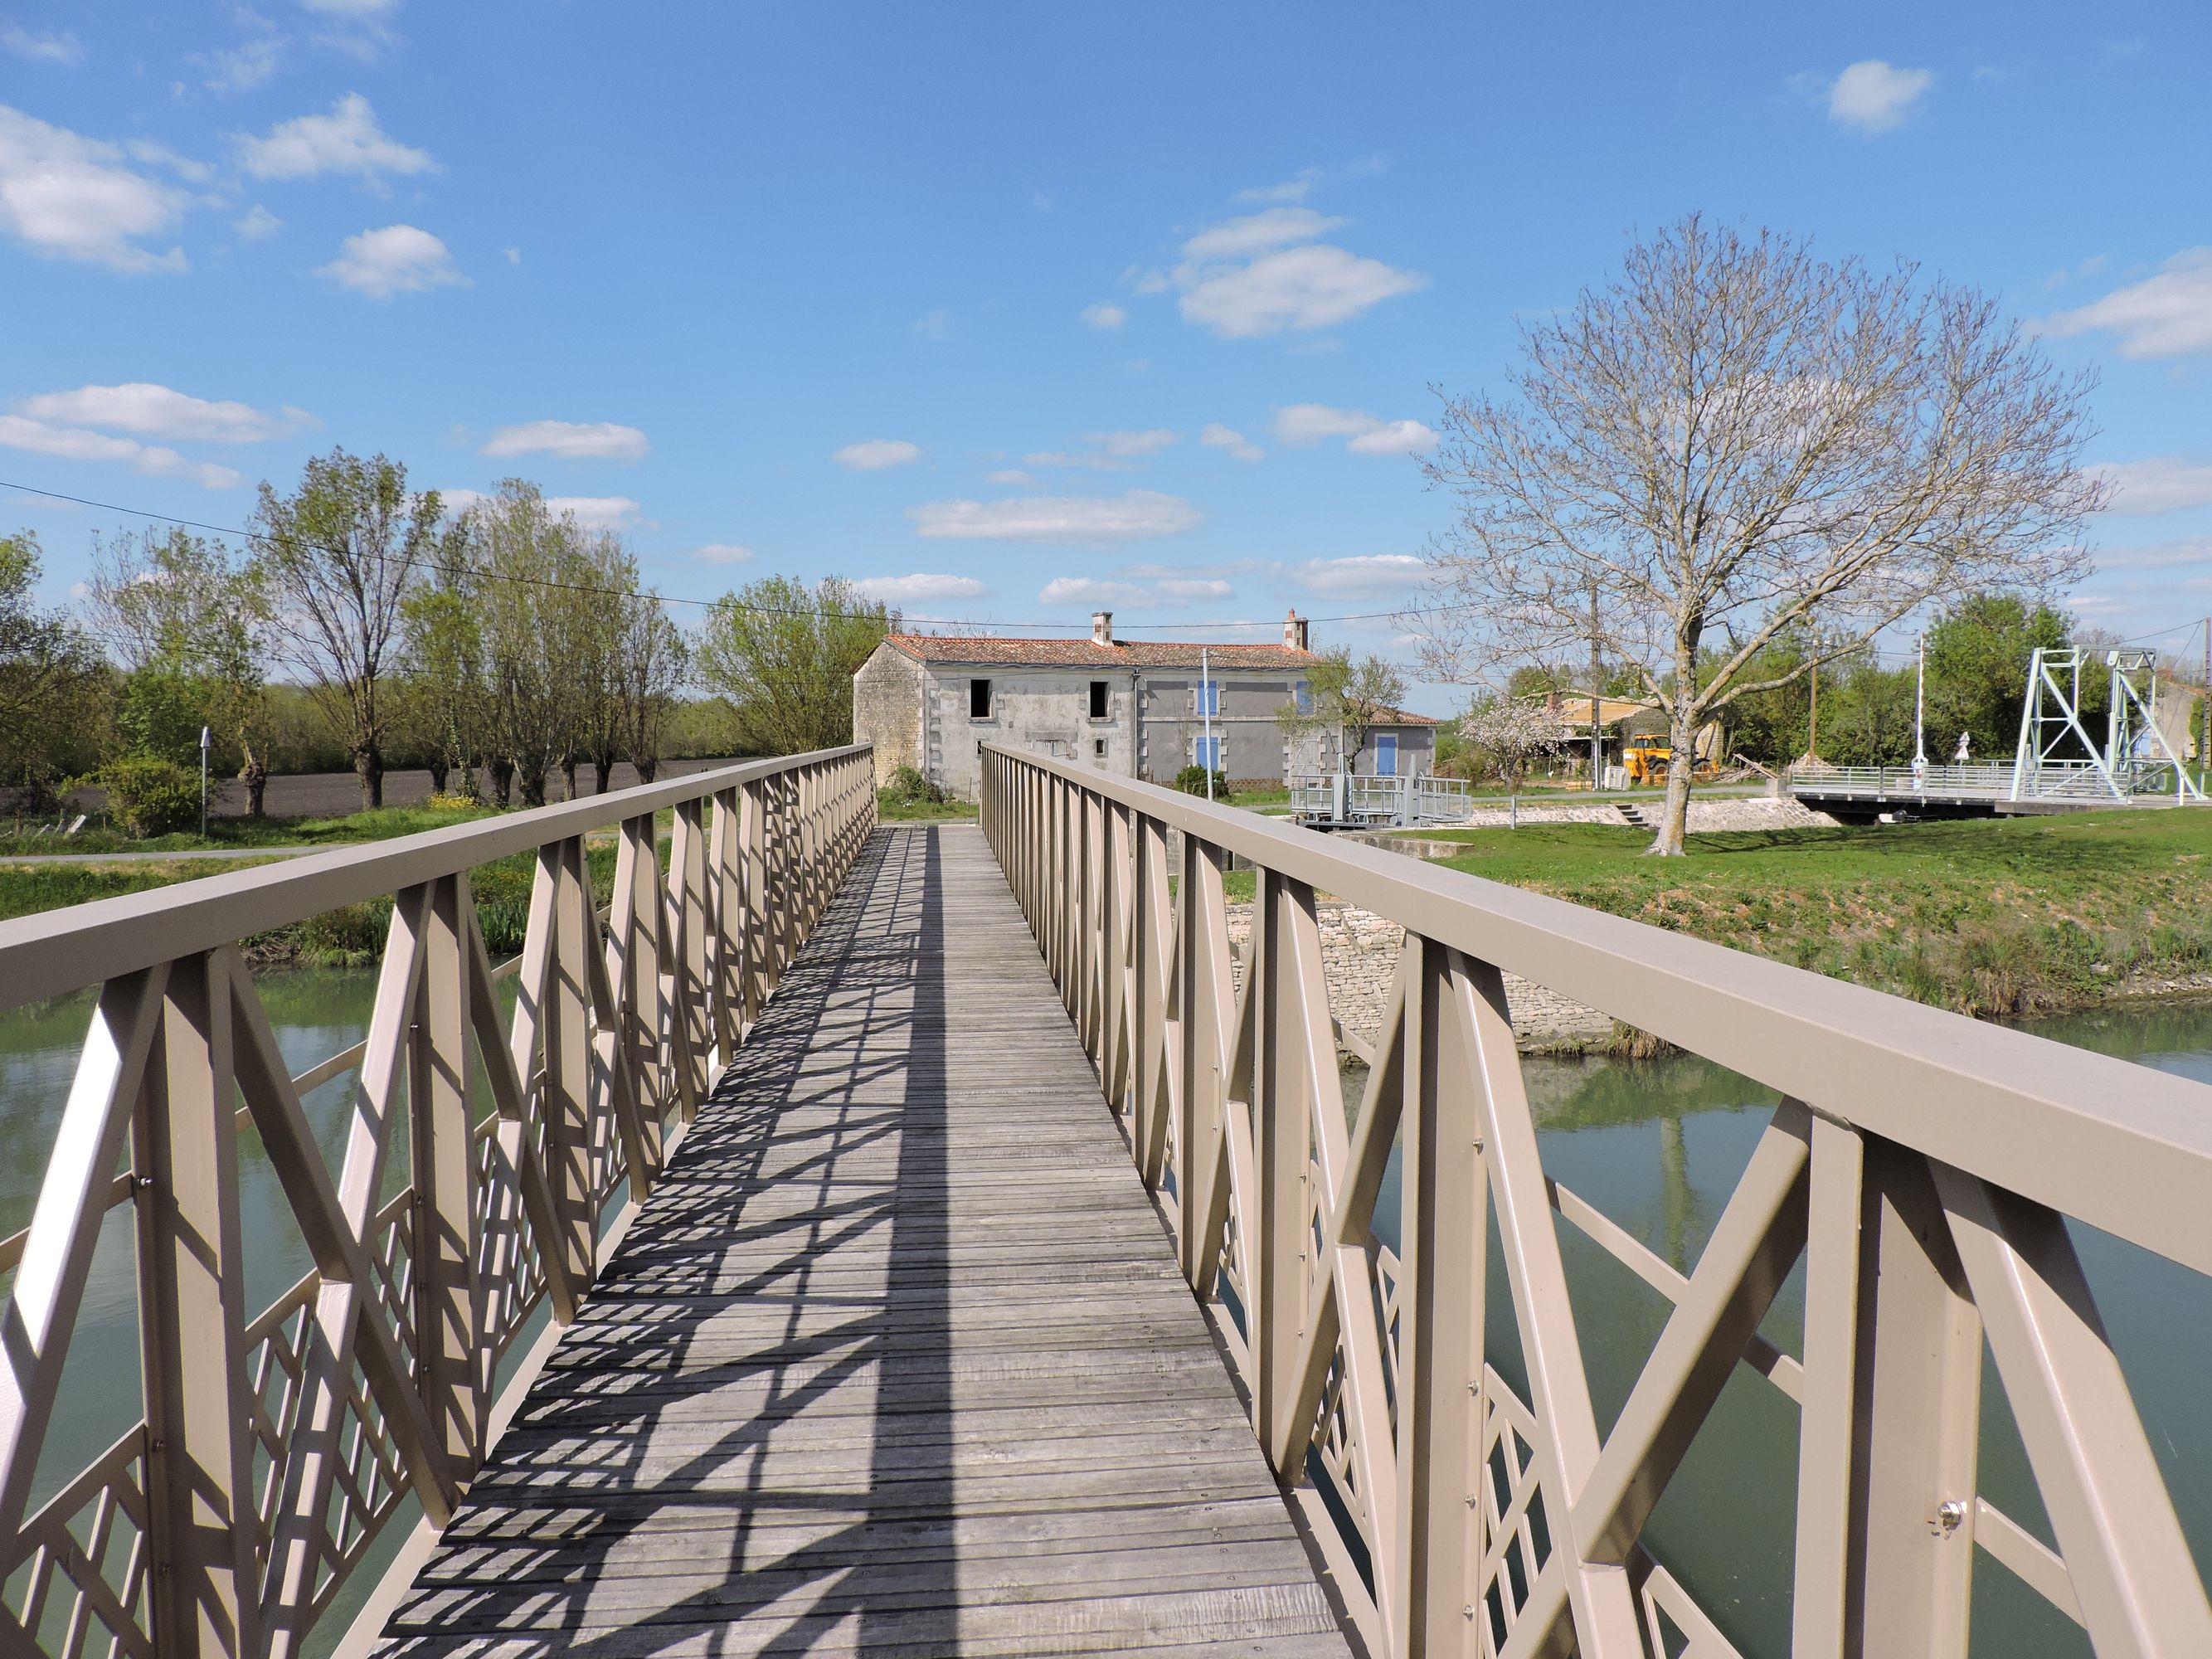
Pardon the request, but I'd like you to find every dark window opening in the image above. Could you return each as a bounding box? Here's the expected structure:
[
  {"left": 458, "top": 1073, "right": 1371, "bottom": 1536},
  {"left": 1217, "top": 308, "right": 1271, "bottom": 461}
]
[
  {"left": 1093, "top": 738, "right": 1107, "bottom": 757},
  {"left": 1089, "top": 680, "right": 1110, "bottom": 719},
  {"left": 969, "top": 678, "right": 992, "bottom": 719}
]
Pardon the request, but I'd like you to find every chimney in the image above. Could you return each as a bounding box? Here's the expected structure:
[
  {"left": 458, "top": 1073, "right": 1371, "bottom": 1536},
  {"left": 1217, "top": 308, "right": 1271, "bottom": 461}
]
[
  {"left": 1284, "top": 609, "right": 1310, "bottom": 651},
  {"left": 1091, "top": 610, "right": 1114, "bottom": 646}
]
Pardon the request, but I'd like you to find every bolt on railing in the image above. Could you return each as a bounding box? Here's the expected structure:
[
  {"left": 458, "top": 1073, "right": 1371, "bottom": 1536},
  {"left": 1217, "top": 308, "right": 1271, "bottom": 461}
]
[
  {"left": 0, "top": 745, "right": 875, "bottom": 1659},
  {"left": 980, "top": 739, "right": 2212, "bottom": 1659}
]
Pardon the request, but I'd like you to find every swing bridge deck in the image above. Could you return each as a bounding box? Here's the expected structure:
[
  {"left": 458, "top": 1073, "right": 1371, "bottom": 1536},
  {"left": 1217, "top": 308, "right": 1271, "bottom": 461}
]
[
  {"left": 1, "top": 739, "right": 2210, "bottom": 1659},
  {"left": 1782, "top": 760, "right": 2205, "bottom": 814}
]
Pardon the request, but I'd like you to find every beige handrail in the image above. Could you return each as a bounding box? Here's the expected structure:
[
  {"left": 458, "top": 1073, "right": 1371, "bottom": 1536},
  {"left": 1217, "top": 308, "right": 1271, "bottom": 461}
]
[
  {"left": 0, "top": 744, "right": 877, "bottom": 1659},
  {"left": 979, "top": 739, "right": 2212, "bottom": 1659}
]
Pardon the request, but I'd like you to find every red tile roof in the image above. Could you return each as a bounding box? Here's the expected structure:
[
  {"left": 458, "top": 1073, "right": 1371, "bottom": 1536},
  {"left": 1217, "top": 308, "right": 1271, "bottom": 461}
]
[
  {"left": 881, "top": 635, "right": 1320, "bottom": 670},
  {"left": 1370, "top": 704, "right": 1441, "bottom": 727}
]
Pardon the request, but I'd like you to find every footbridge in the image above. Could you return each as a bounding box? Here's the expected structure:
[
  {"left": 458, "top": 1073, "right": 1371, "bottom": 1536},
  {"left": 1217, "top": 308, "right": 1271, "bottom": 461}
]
[{"left": 0, "top": 741, "right": 2209, "bottom": 1658}]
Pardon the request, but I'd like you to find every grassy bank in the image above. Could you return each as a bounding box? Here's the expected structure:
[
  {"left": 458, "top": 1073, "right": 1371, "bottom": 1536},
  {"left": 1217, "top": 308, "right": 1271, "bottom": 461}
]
[
  {"left": 1399, "top": 807, "right": 2212, "bottom": 1019},
  {"left": 0, "top": 820, "right": 620, "bottom": 970},
  {"left": 0, "top": 802, "right": 498, "bottom": 859},
  {"left": 876, "top": 791, "right": 977, "bottom": 822}
]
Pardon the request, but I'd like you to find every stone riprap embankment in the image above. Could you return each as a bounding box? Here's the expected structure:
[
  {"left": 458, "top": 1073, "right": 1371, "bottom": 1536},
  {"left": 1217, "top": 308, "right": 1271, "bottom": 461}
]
[{"left": 1221, "top": 898, "right": 1616, "bottom": 1056}]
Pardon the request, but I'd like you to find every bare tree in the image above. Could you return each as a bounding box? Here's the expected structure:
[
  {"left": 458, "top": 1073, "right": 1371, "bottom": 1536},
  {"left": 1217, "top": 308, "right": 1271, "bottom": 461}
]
[
  {"left": 251, "top": 450, "right": 440, "bottom": 809},
  {"left": 1417, "top": 216, "right": 2107, "bottom": 854},
  {"left": 1276, "top": 646, "right": 1407, "bottom": 771}
]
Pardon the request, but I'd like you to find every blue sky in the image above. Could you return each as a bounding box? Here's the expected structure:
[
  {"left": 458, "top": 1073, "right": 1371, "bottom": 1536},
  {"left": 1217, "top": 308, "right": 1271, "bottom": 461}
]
[{"left": 3, "top": 0, "right": 2210, "bottom": 713}]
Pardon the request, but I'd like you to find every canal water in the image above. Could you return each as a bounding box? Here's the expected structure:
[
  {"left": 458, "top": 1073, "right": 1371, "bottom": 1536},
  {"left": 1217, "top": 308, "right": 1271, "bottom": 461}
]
[{"left": 1, "top": 978, "right": 2207, "bottom": 1656}]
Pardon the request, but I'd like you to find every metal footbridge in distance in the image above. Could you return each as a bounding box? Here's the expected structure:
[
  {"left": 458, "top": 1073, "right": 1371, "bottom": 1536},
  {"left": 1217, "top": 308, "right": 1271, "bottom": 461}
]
[{"left": 0, "top": 740, "right": 2210, "bottom": 1659}]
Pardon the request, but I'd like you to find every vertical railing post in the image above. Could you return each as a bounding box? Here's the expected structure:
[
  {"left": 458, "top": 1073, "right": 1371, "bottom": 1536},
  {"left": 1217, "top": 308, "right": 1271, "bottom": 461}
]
[
  {"left": 707, "top": 788, "right": 741, "bottom": 1066},
  {"left": 668, "top": 799, "right": 708, "bottom": 1119},
  {"left": 1840, "top": 1141, "right": 1983, "bottom": 1654},
  {"left": 1252, "top": 870, "right": 1300, "bottom": 1455},
  {"left": 545, "top": 837, "right": 599, "bottom": 1287},
  {"left": 611, "top": 811, "right": 668, "bottom": 1145},
  {"left": 1392, "top": 936, "right": 1485, "bottom": 1657},
  {"left": 134, "top": 952, "right": 260, "bottom": 1659},
  {"left": 410, "top": 873, "right": 483, "bottom": 1477},
  {"left": 737, "top": 779, "right": 766, "bottom": 1025}
]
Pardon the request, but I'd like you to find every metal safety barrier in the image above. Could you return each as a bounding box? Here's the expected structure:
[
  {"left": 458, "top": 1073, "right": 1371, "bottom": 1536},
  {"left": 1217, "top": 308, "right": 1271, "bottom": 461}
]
[
  {"left": 0, "top": 745, "right": 875, "bottom": 1659},
  {"left": 981, "top": 739, "right": 2212, "bottom": 1659}
]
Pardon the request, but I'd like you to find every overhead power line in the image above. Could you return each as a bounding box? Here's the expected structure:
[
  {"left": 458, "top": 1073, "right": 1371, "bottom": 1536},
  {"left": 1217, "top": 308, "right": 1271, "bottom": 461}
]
[{"left": 0, "top": 478, "right": 1447, "bottom": 636}]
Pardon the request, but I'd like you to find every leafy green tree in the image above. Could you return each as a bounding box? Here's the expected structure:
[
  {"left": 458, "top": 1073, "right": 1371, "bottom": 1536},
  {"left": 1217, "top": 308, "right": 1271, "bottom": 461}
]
[
  {"left": 399, "top": 523, "right": 490, "bottom": 797},
  {"left": 86, "top": 528, "right": 276, "bottom": 814},
  {"left": 251, "top": 449, "right": 440, "bottom": 808},
  {"left": 462, "top": 482, "right": 600, "bottom": 806},
  {"left": 0, "top": 533, "right": 107, "bottom": 799},
  {"left": 1924, "top": 593, "right": 2073, "bottom": 763},
  {"left": 1275, "top": 647, "right": 1407, "bottom": 771},
  {"left": 693, "top": 576, "right": 892, "bottom": 755}
]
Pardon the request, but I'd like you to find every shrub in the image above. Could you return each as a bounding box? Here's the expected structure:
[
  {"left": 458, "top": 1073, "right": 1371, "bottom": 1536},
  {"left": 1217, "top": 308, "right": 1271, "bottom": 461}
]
[
  {"left": 427, "top": 792, "right": 482, "bottom": 813},
  {"left": 94, "top": 756, "right": 202, "bottom": 838},
  {"left": 1173, "top": 765, "right": 1231, "bottom": 802},
  {"left": 883, "top": 765, "right": 945, "bottom": 805}
]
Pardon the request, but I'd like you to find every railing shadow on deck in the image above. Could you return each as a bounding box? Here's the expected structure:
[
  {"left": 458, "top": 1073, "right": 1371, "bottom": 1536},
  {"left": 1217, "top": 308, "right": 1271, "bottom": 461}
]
[
  {"left": 368, "top": 826, "right": 960, "bottom": 1656},
  {"left": 978, "top": 740, "right": 2212, "bottom": 1659},
  {"left": 0, "top": 745, "right": 877, "bottom": 1659}
]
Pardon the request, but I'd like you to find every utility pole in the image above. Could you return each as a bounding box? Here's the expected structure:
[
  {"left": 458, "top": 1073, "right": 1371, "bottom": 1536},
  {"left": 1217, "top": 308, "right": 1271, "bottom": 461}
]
[
  {"left": 2202, "top": 617, "right": 2210, "bottom": 790},
  {"left": 1199, "top": 646, "right": 1215, "bottom": 802},
  {"left": 1806, "top": 635, "right": 1820, "bottom": 760},
  {"left": 199, "top": 725, "right": 211, "bottom": 839},
  {"left": 1913, "top": 631, "right": 1928, "bottom": 781},
  {"left": 1587, "top": 579, "right": 1603, "bottom": 791}
]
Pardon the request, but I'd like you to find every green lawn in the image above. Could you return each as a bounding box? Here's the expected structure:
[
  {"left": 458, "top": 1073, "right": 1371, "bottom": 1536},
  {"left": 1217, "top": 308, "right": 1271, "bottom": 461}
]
[
  {"left": 876, "top": 791, "right": 978, "bottom": 821},
  {"left": 1399, "top": 808, "right": 2212, "bottom": 1017},
  {"left": 0, "top": 801, "right": 498, "bottom": 858}
]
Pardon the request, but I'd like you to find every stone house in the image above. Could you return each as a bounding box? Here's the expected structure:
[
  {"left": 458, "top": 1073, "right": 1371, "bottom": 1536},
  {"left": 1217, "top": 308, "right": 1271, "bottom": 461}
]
[{"left": 854, "top": 611, "right": 1338, "bottom": 798}]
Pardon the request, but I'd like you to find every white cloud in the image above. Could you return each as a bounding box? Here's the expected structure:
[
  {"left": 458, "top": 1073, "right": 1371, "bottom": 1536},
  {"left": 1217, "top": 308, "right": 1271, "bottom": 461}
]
[
  {"left": 237, "top": 93, "right": 434, "bottom": 183},
  {"left": 1038, "top": 574, "right": 1232, "bottom": 607},
  {"left": 1233, "top": 174, "right": 1316, "bottom": 206},
  {"left": 2, "top": 24, "right": 81, "bottom": 62},
  {"left": 317, "top": 224, "right": 462, "bottom": 298},
  {"left": 235, "top": 205, "right": 282, "bottom": 240},
  {"left": 1080, "top": 302, "right": 1125, "bottom": 329},
  {"left": 910, "top": 489, "right": 1203, "bottom": 545},
  {"left": 17, "top": 382, "right": 303, "bottom": 444},
  {"left": 1181, "top": 207, "right": 1348, "bottom": 262},
  {"left": 2088, "top": 458, "right": 2212, "bottom": 516},
  {"left": 0, "top": 105, "right": 190, "bottom": 271},
  {"left": 503, "top": 246, "right": 520, "bottom": 265},
  {"left": 834, "top": 438, "right": 922, "bottom": 470},
  {"left": 693, "top": 542, "right": 754, "bottom": 564},
  {"left": 1091, "top": 429, "right": 1175, "bottom": 458},
  {"left": 1287, "top": 553, "right": 1427, "bottom": 596},
  {"left": 855, "top": 572, "right": 989, "bottom": 603},
  {"left": 1273, "top": 403, "right": 1436, "bottom": 455},
  {"left": 1200, "top": 422, "right": 1263, "bottom": 462},
  {"left": 1826, "top": 60, "right": 1934, "bottom": 134},
  {"left": 546, "top": 495, "right": 641, "bottom": 530},
  {"left": 2093, "top": 538, "right": 2212, "bottom": 571},
  {"left": 0, "top": 414, "right": 241, "bottom": 488},
  {"left": 985, "top": 468, "right": 1033, "bottom": 485},
  {"left": 481, "top": 420, "right": 649, "bottom": 461},
  {"left": 913, "top": 307, "right": 952, "bottom": 340},
  {"left": 2039, "top": 251, "right": 2212, "bottom": 359},
  {"left": 202, "top": 36, "right": 283, "bottom": 93},
  {"left": 1180, "top": 244, "right": 1425, "bottom": 338},
  {"left": 301, "top": 0, "right": 400, "bottom": 13}
]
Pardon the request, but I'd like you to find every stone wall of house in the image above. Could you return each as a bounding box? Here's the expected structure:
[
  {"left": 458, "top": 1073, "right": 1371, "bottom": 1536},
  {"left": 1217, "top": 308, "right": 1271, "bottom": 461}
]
[
  {"left": 1221, "top": 897, "right": 1615, "bottom": 1053},
  {"left": 852, "top": 645, "right": 925, "bottom": 786}
]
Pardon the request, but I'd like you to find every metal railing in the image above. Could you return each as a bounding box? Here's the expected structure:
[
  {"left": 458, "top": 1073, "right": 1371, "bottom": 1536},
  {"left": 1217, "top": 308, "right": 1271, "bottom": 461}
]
[
  {"left": 980, "top": 740, "right": 2212, "bottom": 1659},
  {"left": 1289, "top": 772, "right": 1475, "bottom": 828},
  {"left": 1785, "top": 759, "right": 2179, "bottom": 804},
  {"left": 0, "top": 744, "right": 875, "bottom": 1659}
]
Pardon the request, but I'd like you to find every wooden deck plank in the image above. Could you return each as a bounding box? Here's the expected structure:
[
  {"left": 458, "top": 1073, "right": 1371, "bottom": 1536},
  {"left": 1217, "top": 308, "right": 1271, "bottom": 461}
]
[{"left": 371, "top": 825, "right": 1354, "bottom": 1658}]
